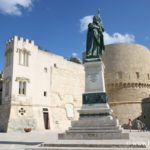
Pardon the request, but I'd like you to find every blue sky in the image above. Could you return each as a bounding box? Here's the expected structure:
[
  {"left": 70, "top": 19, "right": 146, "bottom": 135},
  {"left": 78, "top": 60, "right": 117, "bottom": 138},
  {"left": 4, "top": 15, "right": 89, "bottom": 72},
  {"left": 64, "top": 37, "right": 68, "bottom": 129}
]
[{"left": 0, "top": 0, "right": 150, "bottom": 70}]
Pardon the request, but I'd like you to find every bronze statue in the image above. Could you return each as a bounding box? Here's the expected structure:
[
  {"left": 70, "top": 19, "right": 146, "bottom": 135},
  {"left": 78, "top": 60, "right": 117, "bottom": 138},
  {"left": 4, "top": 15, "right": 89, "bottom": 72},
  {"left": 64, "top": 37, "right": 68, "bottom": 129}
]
[{"left": 86, "top": 11, "right": 105, "bottom": 60}]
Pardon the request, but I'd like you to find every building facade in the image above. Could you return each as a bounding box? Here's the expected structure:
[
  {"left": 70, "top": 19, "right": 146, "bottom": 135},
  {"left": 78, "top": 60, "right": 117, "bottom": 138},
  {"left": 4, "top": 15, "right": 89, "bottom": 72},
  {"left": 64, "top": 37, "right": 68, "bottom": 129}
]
[{"left": 0, "top": 36, "right": 84, "bottom": 132}]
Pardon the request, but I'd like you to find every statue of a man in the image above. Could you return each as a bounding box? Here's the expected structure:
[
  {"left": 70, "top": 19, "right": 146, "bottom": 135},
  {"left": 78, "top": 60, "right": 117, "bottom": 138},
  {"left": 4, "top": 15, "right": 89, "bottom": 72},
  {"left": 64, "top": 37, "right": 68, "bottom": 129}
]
[{"left": 85, "top": 13, "right": 105, "bottom": 60}]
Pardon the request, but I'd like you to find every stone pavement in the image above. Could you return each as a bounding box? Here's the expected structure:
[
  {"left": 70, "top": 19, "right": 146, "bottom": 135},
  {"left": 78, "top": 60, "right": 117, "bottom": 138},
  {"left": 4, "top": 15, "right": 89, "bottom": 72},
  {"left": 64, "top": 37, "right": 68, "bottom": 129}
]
[
  {"left": 0, "top": 130, "right": 149, "bottom": 150},
  {"left": 0, "top": 130, "right": 58, "bottom": 150}
]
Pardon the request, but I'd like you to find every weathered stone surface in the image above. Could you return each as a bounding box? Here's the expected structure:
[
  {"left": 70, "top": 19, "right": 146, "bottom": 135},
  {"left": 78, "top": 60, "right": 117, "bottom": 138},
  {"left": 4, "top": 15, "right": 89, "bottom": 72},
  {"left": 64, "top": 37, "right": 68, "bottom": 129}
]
[
  {"left": 102, "top": 44, "right": 150, "bottom": 128},
  {"left": 84, "top": 61, "right": 105, "bottom": 93},
  {"left": 25, "top": 139, "right": 147, "bottom": 150},
  {"left": 59, "top": 103, "right": 129, "bottom": 140}
]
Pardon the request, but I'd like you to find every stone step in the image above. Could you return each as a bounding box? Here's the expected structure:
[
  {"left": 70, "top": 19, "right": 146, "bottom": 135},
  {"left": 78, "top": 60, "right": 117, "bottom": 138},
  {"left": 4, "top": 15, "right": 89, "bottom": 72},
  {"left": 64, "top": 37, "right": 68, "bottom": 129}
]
[
  {"left": 42, "top": 142, "right": 146, "bottom": 148},
  {"left": 71, "top": 120, "right": 117, "bottom": 127},
  {"left": 69, "top": 126, "right": 121, "bottom": 130},
  {"left": 26, "top": 148, "right": 149, "bottom": 150},
  {"left": 59, "top": 132, "right": 129, "bottom": 140},
  {"left": 66, "top": 129, "right": 122, "bottom": 133},
  {"left": 78, "top": 117, "right": 114, "bottom": 121},
  {"left": 25, "top": 141, "right": 147, "bottom": 150}
]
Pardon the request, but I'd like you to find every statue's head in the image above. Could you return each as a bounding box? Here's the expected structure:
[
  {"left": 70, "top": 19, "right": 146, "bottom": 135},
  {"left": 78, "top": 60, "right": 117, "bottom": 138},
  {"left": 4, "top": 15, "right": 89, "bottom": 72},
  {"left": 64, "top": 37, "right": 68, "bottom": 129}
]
[{"left": 93, "top": 15, "right": 101, "bottom": 24}]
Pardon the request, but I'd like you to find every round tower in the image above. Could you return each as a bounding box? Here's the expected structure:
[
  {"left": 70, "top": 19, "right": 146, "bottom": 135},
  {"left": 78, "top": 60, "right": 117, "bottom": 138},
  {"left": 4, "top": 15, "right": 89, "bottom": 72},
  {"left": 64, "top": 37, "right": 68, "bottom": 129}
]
[{"left": 102, "top": 43, "right": 150, "bottom": 128}]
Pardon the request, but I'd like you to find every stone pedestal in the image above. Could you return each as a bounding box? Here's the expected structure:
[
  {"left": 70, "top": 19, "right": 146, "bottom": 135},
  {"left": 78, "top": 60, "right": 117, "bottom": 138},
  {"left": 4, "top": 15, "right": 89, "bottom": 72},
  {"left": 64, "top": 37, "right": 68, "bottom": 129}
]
[
  {"left": 83, "top": 61, "right": 107, "bottom": 105},
  {"left": 59, "top": 103, "right": 128, "bottom": 139},
  {"left": 84, "top": 61, "right": 106, "bottom": 93},
  {"left": 59, "top": 61, "right": 129, "bottom": 140}
]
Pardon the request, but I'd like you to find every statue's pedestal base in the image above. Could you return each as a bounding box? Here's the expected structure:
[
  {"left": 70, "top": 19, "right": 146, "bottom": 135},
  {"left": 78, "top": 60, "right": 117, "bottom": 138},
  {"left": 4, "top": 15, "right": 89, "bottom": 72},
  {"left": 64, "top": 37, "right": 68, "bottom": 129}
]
[
  {"left": 59, "top": 61, "right": 129, "bottom": 140},
  {"left": 59, "top": 103, "right": 129, "bottom": 140}
]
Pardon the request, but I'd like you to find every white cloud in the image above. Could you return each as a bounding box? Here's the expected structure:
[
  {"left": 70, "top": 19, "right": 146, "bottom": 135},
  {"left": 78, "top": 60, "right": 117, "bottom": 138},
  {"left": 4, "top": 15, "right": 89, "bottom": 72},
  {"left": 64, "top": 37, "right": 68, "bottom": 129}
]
[
  {"left": 104, "top": 32, "right": 135, "bottom": 45},
  {"left": 80, "top": 15, "right": 135, "bottom": 44},
  {"left": 72, "top": 52, "right": 77, "bottom": 57},
  {"left": 0, "top": 0, "right": 34, "bottom": 16},
  {"left": 80, "top": 15, "right": 93, "bottom": 32}
]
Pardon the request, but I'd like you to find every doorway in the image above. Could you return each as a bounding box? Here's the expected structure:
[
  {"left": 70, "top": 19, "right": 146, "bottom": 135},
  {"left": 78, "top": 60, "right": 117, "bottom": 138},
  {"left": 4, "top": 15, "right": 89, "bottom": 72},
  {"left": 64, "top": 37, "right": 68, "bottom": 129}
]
[{"left": 43, "top": 108, "right": 50, "bottom": 129}]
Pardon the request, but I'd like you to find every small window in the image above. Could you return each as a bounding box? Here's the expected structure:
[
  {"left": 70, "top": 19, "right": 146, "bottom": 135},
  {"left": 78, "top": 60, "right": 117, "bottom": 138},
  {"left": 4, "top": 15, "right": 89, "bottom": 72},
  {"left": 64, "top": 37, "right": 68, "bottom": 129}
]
[
  {"left": 54, "top": 64, "right": 57, "bottom": 68},
  {"left": 136, "top": 72, "right": 140, "bottom": 79},
  {"left": 43, "top": 108, "right": 48, "bottom": 111},
  {"left": 19, "top": 50, "right": 29, "bottom": 67},
  {"left": 44, "top": 91, "right": 47, "bottom": 96},
  {"left": 19, "top": 81, "right": 21, "bottom": 94},
  {"left": 44, "top": 67, "right": 47, "bottom": 72},
  {"left": 24, "top": 52, "right": 29, "bottom": 66},
  {"left": 23, "top": 82, "right": 26, "bottom": 95},
  {"left": 148, "top": 74, "right": 150, "bottom": 80},
  {"left": 19, "top": 81, "right": 26, "bottom": 95}
]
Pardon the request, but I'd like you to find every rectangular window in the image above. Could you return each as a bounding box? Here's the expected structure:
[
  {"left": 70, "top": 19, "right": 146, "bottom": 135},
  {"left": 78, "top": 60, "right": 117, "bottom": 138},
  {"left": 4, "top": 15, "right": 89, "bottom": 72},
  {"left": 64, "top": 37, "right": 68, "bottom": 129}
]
[
  {"left": 19, "top": 81, "right": 26, "bottom": 95},
  {"left": 148, "top": 74, "right": 150, "bottom": 80},
  {"left": 19, "top": 81, "right": 22, "bottom": 94},
  {"left": 19, "top": 50, "right": 29, "bottom": 66},
  {"left": 136, "top": 72, "right": 140, "bottom": 79},
  {"left": 44, "top": 91, "right": 47, "bottom": 96},
  {"left": 44, "top": 67, "right": 47, "bottom": 72},
  {"left": 25, "top": 53, "right": 29, "bottom": 66},
  {"left": 23, "top": 82, "right": 26, "bottom": 95},
  {"left": 54, "top": 64, "right": 57, "bottom": 68},
  {"left": 19, "top": 51, "right": 24, "bottom": 65}
]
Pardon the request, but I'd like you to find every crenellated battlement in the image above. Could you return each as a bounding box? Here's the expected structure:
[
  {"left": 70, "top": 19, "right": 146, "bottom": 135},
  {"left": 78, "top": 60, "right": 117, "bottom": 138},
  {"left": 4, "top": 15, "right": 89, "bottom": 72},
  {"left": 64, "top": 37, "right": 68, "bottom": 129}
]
[{"left": 6, "top": 35, "right": 35, "bottom": 46}]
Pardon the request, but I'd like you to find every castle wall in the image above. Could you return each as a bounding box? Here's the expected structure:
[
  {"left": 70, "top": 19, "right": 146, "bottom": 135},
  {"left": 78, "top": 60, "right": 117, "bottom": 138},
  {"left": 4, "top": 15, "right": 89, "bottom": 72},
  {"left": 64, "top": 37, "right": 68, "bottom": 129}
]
[
  {"left": 1, "top": 36, "right": 84, "bottom": 132},
  {"left": 103, "top": 44, "right": 150, "bottom": 128}
]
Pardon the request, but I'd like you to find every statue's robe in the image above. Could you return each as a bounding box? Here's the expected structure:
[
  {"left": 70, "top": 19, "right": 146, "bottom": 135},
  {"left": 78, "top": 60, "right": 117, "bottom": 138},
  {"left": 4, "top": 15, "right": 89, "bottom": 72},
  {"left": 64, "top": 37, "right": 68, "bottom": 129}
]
[{"left": 86, "top": 23, "right": 104, "bottom": 59}]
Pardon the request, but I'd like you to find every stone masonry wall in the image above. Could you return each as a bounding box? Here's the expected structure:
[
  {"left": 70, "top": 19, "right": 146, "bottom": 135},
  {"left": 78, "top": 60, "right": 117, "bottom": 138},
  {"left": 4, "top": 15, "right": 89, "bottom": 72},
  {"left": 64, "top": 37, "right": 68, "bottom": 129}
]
[{"left": 103, "top": 44, "right": 150, "bottom": 128}]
